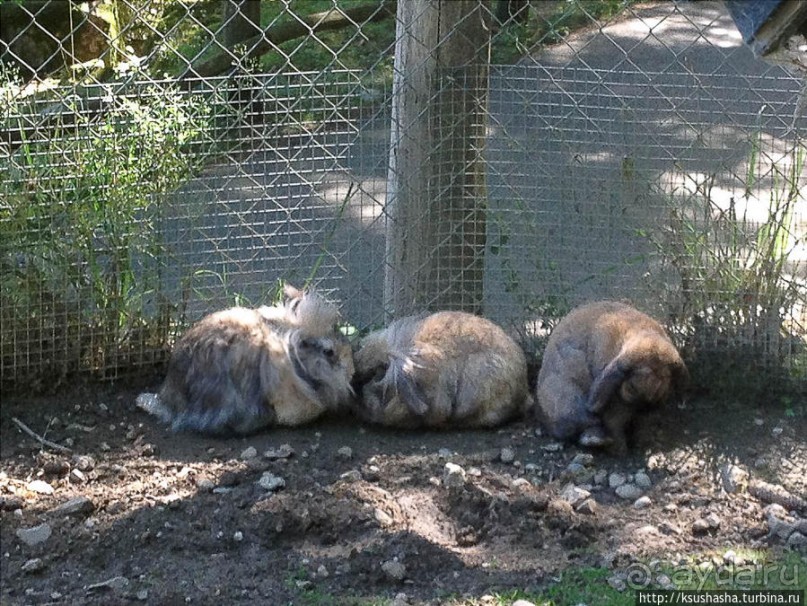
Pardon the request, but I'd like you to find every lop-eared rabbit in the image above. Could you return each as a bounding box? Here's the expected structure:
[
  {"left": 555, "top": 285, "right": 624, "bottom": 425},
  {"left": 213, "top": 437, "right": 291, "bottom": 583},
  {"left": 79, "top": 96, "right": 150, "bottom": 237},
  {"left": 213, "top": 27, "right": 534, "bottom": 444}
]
[
  {"left": 137, "top": 285, "right": 354, "bottom": 435},
  {"left": 536, "top": 301, "right": 687, "bottom": 455},
  {"left": 352, "top": 311, "right": 533, "bottom": 428}
]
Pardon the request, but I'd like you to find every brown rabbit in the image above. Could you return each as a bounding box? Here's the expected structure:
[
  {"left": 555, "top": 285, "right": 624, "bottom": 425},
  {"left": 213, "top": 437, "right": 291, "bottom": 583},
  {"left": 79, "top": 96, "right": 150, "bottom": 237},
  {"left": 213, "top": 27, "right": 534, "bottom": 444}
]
[
  {"left": 137, "top": 285, "right": 354, "bottom": 435},
  {"left": 352, "top": 311, "right": 533, "bottom": 428},
  {"left": 536, "top": 300, "right": 688, "bottom": 455}
]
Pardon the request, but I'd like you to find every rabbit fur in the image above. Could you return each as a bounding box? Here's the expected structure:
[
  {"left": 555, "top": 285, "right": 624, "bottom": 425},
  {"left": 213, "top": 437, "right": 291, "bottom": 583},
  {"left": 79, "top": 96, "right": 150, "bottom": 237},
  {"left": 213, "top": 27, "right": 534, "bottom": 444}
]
[
  {"left": 352, "top": 311, "right": 533, "bottom": 428},
  {"left": 536, "top": 300, "right": 688, "bottom": 455},
  {"left": 138, "top": 285, "right": 354, "bottom": 435}
]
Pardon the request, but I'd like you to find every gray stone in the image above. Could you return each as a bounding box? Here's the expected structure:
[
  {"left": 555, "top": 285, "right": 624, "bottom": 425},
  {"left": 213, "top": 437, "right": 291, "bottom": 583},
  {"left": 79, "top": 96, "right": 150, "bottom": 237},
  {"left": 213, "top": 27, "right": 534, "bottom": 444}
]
[
  {"left": 374, "top": 507, "right": 394, "bottom": 527},
  {"left": 256, "top": 472, "right": 285, "bottom": 492},
  {"left": 512, "top": 601, "right": 537, "bottom": 606},
  {"left": 263, "top": 444, "right": 294, "bottom": 460},
  {"left": 239, "top": 446, "right": 257, "bottom": 460},
  {"left": 340, "top": 470, "right": 363, "bottom": 482},
  {"left": 608, "top": 473, "right": 627, "bottom": 488},
  {"left": 50, "top": 496, "right": 94, "bottom": 517},
  {"left": 337, "top": 446, "right": 353, "bottom": 461},
  {"left": 576, "top": 498, "right": 598, "bottom": 515},
  {"left": 16, "top": 523, "right": 52, "bottom": 547},
  {"left": 500, "top": 447, "right": 516, "bottom": 464},
  {"left": 21, "top": 558, "right": 44, "bottom": 574},
  {"left": 381, "top": 560, "right": 407, "bottom": 582},
  {"left": 443, "top": 463, "right": 467, "bottom": 488},
  {"left": 786, "top": 532, "right": 806, "bottom": 550},
  {"left": 634, "top": 472, "right": 652, "bottom": 489},
  {"left": 560, "top": 483, "right": 591, "bottom": 507},
  {"left": 615, "top": 483, "right": 643, "bottom": 500},
  {"left": 719, "top": 463, "right": 748, "bottom": 494},
  {"left": 633, "top": 496, "right": 652, "bottom": 509}
]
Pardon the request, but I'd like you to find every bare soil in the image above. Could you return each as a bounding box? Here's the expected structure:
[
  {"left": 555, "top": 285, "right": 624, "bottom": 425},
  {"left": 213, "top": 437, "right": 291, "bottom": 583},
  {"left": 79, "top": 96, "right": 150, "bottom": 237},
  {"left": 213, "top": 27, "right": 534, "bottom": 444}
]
[{"left": 1, "top": 375, "right": 805, "bottom": 605}]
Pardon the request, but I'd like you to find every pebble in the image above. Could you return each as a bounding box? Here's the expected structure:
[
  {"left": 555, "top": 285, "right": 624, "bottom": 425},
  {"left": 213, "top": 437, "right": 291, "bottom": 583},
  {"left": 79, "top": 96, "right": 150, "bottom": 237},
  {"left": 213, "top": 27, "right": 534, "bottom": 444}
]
[
  {"left": 512, "top": 601, "right": 537, "bottom": 606},
  {"left": 337, "top": 446, "right": 353, "bottom": 461},
  {"left": 195, "top": 478, "right": 215, "bottom": 492},
  {"left": 49, "top": 496, "right": 95, "bottom": 517},
  {"left": 256, "top": 472, "right": 285, "bottom": 492},
  {"left": 443, "top": 463, "right": 467, "bottom": 489},
  {"left": 542, "top": 442, "right": 563, "bottom": 452},
  {"left": 27, "top": 480, "right": 54, "bottom": 495},
  {"left": 608, "top": 473, "right": 627, "bottom": 488},
  {"left": 381, "top": 560, "right": 407, "bottom": 582},
  {"left": 316, "top": 564, "right": 329, "bottom": 578},
  {"left": 69, "top": 469, "right": 86, "bottom": 483},
  {"left": 615, "top": 484, "right": 643, "bottom": 501},
  {"left": 264, "top": 444, "right": 294, "bottom": 460},
  {"left": 692, "top": 518, "right": 712, "bottom": 534},
  {"left": 339, "top": 470, "right": 363, "bottom": 482},
  {"left": 21, "top": 558, "right": 44, "bottom": 574},
  {"left": 786, "top": 532, "right": 806, "bottom": 550},
  {"left": 719, "top": 464, "right": 748, "bottom": 494},
  {"left": 576, "top": 498, "right": 598, "bottom": 515},
  {"left": 240, "top": 447, "right": 257, "bottom": 460},
  {"left": 593, "top": 469, "right": 608, "bottom": 486},
  {"left": 374, "top": 508, "right": 394, "bottom": 527},
  {"left": 43, "top": 460, "right": 70, "bottom": 476},
  {"left": 499, "top": 447, "right": 516, "bottom": 464},
  {"left": 634, "top": 472, "right": 652, "bottom": 489},
  {"left": 438, "top": 448, "right": 453, "bottom": 458},
  {"left": 560, "top": 483, "right": 591, "bottom": 507},
  {"left": 633, "top": 496, "right": 652, "bottom": 509},
  {"left": 233, "top": 531, "right": 243, "bottom": 542},
  {"left": 572, "top": 453, "right": 594, "bottom": 466},
  {"left": 16, "top": 523, "right": 52, "bottom": 547}
]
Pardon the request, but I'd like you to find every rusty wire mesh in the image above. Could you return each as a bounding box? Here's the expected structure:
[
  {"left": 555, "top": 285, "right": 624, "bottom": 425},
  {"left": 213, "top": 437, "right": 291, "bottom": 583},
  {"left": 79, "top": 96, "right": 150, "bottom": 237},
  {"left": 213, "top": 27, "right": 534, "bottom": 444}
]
[{"left": 1, "top": 0, "right": 805, "bottom": 396}]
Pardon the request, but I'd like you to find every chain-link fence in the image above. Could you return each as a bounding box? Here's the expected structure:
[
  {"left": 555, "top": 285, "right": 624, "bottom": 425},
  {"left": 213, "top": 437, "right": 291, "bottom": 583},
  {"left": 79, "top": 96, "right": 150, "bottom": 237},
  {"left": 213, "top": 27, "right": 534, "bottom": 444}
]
[{"left": 1, "top": 0, "right": 805, "bottom": 396}]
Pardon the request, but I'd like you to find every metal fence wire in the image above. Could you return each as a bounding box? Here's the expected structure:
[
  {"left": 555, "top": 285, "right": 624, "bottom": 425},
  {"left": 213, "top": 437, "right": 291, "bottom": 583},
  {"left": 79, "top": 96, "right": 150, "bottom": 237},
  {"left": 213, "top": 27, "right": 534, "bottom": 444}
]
[{"left": 1, "top": 0, "right": 805, "bottom": 396}]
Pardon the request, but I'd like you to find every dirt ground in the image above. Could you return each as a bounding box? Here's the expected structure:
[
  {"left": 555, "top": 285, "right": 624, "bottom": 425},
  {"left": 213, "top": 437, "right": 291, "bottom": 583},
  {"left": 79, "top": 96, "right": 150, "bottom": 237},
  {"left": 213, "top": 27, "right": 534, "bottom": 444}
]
[{"left": 1, "top": 375, "right": 805, "bottom": 605}]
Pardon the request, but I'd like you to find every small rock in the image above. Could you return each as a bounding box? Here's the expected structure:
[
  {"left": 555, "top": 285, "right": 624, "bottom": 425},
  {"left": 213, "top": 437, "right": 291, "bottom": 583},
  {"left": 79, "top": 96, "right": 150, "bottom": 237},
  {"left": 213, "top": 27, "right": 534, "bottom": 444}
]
[
  {"left": 339, "top": 470, "right": 363, "bottom": 482},
  {"left": 572, "top": 453, "right": 594, "bottom": 466},
  {"left": 541, "top": 442, "right": 563, "bottom": 452},
  {"left": 719, "top": 463, "right": 748, "bottom": 494},
  {"left": 27, "top": 480, "right": 54, "bottom": 495},
  {"left": 195, "top": 477, "right": 215, "bottom": 492},
  {"left": 233, "top": 531, "right": 244, "bottom": 542},
  {"left": 240, "top": 446, "right": 257, "bottom": 460},
  {"left": 0, "top": 496, "right": 25, "bottom": 511},
  {"left": 316, "top": 564, "right": 329, "bottom": 578},
  {"left": 705, "top": 513, "right": 721, "bottom": 529},
  {"left": 381, "top": 560, "right": 407, "bottom": 582},
  {"left": 263, "top": 444, "right": 294, "bottom": 460},
  {"left": 374, "top": 508, "right": 394, "bottom": 527},
  {"left": 499, "top": 447, "right": 516, "bottom": 464},
  {"left": 634, "top": 472, "right": 652, "bottom": 489},
  {"left": 512, "top": 477, "right": 531, "bottom": 489},
  {"left": 723, "top": 550, "right": 738, "bottom": 565},
  {"left": 391, "top": 592, "right": 410, "bottom": 606},
  {"left": 69, "top": 469, "right": 86, "bottom": 483},
  {"left": 786, "top": 532, "right": 806, "bottom": 550},
  {"left": 633, "top": 496, "right": 652, "bottom": 509},
  {"left": 512, "top": 601, "right": 537, "bottom": 606},
  {"left": 593, "top": 469, "right": 608, "bottom": 486},
  {"left": 72, "top": 455, "right": 96, "bottom": 472},
  {"left": 256, "top": 472, "right": 285, "bottom": 492},
  {"left": 615, "top": 484, "right": 643, "bottom": 501},
  {"left": 50, "top": 496, "right": 94, "bottom": 517},
  {"left": 21, "top": 558, "right": 44, "bottom": 574},
  {"left": 136, "top": 589, "right": 149, "bottom": 601},
  {"left": 337, "top": 446, "right": 353, "bottom": 461},
  {"left": 576, "top": 498, "right": 598, "bottom": 515},
  {"left": 607, "top": 574, "right": 627, "bottom": 592},
  {"left": 443, "top": 463, "right": 467, "bottom": 489},
  {"left": 692, "top": 518, "right": 712, "bottom": 534},
  {"left": 560, "top": 483, "right": 591, "bottom": 507},
  {"left": 16, "top": 523, "right": 52, "bottom": 547},
  {"left": 608, "top": 473, "right": 627, "bottom": 488},
  {"left": 438, "top": 448, "right": 453, "bottom": 458}
]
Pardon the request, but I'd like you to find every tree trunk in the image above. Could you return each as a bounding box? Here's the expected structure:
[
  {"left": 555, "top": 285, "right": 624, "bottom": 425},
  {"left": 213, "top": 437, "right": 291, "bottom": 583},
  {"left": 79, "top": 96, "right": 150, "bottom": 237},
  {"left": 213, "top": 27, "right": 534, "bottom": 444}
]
[
  {"left": 222, "top": 0, "right": 262, "bottom": 49},
  {"left": 385, "top": 0, "right": 491, "bottom": 319}
]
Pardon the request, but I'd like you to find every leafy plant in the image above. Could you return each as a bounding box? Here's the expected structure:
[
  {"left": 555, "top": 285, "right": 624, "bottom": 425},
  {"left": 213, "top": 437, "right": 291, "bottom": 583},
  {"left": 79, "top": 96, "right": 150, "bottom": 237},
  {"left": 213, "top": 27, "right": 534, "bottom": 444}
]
[
  {"left": 645, "top": 136, "right": 806, "bottom": 391},
  {"left": 1, "top": 77, "right": 213, "bottom": 380}
]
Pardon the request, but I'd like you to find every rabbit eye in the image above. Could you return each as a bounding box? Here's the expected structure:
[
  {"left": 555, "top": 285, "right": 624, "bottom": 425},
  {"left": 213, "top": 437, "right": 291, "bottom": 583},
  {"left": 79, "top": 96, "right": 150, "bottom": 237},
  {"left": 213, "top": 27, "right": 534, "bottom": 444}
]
[{"left": 322, "top": 347, "right": 336, "bottom": 360}]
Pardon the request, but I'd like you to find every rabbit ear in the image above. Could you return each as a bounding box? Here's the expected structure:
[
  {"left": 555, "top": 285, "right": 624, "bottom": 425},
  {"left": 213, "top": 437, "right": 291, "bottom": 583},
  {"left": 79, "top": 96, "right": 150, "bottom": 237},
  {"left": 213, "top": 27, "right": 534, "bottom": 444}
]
[
  {"left": 283, "top": 284, "right": 303, "bottom": 300},
  {"left": 586, "top": 356, "right": 628, "bottom": 414},
  {"left": 389, "top": 357, "right": 429, "bottom": 416}
]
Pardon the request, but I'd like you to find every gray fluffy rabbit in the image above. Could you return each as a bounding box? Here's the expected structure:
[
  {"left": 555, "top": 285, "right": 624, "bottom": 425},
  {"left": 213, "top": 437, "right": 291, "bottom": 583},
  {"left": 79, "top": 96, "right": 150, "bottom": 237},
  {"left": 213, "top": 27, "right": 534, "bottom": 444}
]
[
  {"left": 137, "top": 285, "right": 354, "bottom": 435},
  {"left": 352, "top": 311, "right": 533, "bottom": 428},
  {"left": 536, "top": 300, "right": 688, "bottom": 455}
]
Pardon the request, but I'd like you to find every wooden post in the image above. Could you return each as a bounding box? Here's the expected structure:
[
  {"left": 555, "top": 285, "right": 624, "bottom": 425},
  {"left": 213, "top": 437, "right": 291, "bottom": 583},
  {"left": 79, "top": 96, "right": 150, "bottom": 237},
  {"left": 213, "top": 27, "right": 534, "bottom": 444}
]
[{"left": 385, "top": 0, "right": 491, "bottom": 319}]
